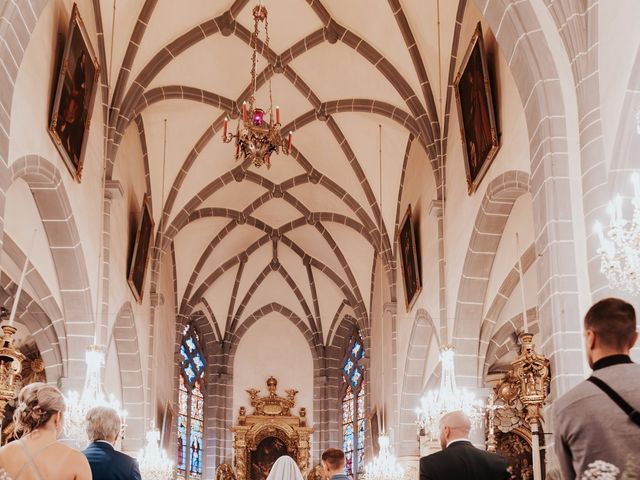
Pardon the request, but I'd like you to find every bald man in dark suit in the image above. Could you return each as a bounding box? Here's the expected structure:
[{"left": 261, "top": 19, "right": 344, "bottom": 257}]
[{"left": 419, "top": 411, "right": 509, "bottom": 480}]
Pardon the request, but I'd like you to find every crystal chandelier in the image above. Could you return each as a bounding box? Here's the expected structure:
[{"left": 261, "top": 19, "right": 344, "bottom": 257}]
[
  {"left": 137, "top": 427, "right": 173, "bottom": 480},
  {"left": 415, "top": 345, "right": 483, "bottom": 440},
  {"left": 365, "top": 126, "right": 405, "bottom": 480},
  {"left": 221, "top": 3, "right": 292, "bottom": 169},
  {"left": 365, "top": 433, "right": 405, "bottom": 480},
  {"left": 594, "top": 172, "right": 640, "bottom": 295},
  {"left": 64, "top": 345, "right": 127, "bottom": 447}
]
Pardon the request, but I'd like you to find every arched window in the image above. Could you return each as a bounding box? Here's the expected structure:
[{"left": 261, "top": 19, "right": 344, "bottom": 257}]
[
  {"left": 177, "top": 324, "right": 206, "bottom": 480},
  {"left": 341, "top": 333, "right": 366, "bottom": 479}
]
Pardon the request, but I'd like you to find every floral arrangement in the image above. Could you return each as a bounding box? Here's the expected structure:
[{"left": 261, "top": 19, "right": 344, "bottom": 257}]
[{"left": 581, "top": 457, "right": 638, "bottom": 480}]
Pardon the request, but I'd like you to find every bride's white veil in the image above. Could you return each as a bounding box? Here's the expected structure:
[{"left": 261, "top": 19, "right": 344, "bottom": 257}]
[{"left": 266, "top": 456, "right": 304, "bottom": 480}]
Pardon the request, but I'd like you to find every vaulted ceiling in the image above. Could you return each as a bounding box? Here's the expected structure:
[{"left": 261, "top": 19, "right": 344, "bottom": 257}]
[{"left": 104, "top": 0, "right": 461, "bottom": 344}]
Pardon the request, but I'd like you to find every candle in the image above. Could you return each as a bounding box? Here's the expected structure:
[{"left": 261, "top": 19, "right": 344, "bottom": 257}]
[
  {"left": 631, "top": 172, "right": 640, "bottom": 198},
  {"left": 594, "top": 221, "right": 605, "bottom": 245},
  {"left": 615, "top": 195, "right": 623, "bottom": 223},
  {"left": 515, "top": 232, "right": 529, "bottom": 333},
  {"left": 242, "top": 102, "right": 247, "bottom": 123},
  {"left": 607, "top": 200, "right": 616, "bottom": 225},
  {"left": 276, "top": 106, "right": 280, "bottom": 124},
  {"left": 287, "top": 131, "right": 293, "bottom": 151},
  {"left": 223, "top": 117, "right": 228, "bottom": 138}
]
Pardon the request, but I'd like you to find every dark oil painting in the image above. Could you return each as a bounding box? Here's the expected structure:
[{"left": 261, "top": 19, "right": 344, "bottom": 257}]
[
  {"left": 454, "top": 23, "right": 499, "bottom": 194},
  {"left": 48, "top": 4, "right": 99, "bottom": 182},
  {"left": 250, "top": 436, "right": 289, "bottom": 480},
  {"left": 398, "top": 205, "right": 421, "bottom": 311},
  {"left": 128, "top": 194, "right": 154, "bottom": 303}
]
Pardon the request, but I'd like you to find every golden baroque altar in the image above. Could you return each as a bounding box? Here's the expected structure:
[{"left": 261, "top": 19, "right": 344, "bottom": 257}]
[{"left": 219, "top": 377, "right": 313, "bottom": 480}]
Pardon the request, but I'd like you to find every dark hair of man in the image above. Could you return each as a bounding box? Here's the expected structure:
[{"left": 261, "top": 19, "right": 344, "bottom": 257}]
[
  {"left": 584, "top": 297, "right": 636, "bottom": 349},
  {"left": 321, "top": 448, "right": 346, "bottom": 471}
]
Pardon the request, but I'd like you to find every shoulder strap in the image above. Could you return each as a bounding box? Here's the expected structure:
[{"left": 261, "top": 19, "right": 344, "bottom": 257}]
[
  {"left": 13, "top": 439, "right": 55, "bottom": 480},
  {"left": 587, "top": 376, "right": 640, "bottom": 427}
]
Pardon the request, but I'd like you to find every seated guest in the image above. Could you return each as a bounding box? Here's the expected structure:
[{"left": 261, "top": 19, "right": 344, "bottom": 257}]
[
  {"left": 83, "top": 406, "right": 141, "bottom": 480},
  {"left": 321, "top": 448, "right": 348, "bottom": 480},
  {"left": 419, "top": 411, "right": 509, "bottom": 480},
  {"left": 554, "top": 297, "right": 640, "bottom": 480},
  {"left": 0, "top": 382, "right": 92, "bottom": 480}
]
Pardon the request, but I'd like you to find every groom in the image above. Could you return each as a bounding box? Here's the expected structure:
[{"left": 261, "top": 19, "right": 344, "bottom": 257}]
[
  {"left": 321, "top": 448, "right": 347, "bottom": 480},
  {"left": 419, "top": 411, "right": 509, "bottom": 480}
]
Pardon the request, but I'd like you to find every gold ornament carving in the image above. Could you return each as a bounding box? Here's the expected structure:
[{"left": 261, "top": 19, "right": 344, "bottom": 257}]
[{"left": 221, "top": 377, "right": 314, "bottom": 480}]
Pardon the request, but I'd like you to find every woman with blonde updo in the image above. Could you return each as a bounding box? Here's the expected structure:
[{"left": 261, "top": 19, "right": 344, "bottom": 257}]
[{"left": 0, "top": 382, "right": 91, "bottom": 480}]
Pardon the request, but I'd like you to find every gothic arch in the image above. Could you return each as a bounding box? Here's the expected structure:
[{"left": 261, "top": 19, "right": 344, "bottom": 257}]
[
  {"left": 453, "top": 171, "right": 530, "bottom": 369},
  {"left": 9, "top": 155, "right": 94, "bottom": 384},
  {"left": 470, "top": 0, "right": 585, "bottom": 394},
  {"left": 112, "top": 302, "right": 144, "bottom": 451},
  {"left": 398, "top": 308, "right": 438, "bottom": 457}
]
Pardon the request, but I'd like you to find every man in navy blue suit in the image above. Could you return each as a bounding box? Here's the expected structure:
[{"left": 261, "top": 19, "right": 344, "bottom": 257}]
[{"left": 83, "top": 406, "right": 142, "bottom": 480}]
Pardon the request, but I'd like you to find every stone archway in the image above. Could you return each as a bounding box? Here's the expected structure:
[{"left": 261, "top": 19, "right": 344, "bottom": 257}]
[
  {"left": 452, "top": 171, "right": 529, "bottom": 385},
  {"left": 112, "top": 302, "right": 145, "bottom": 451},
  {"left": 10, "top": 156, "right": 94, "bottom": 387},
  {"left": 397, "top": 308, "right": 438, "bottom": 457},
  {"left": 470, "top": 0, "right": 586, "bottom": 395}
]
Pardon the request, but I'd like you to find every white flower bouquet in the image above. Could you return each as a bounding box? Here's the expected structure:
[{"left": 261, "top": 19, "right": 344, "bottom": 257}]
[{"left": 581, "top": 457, "right": 638, "bottom": 480}]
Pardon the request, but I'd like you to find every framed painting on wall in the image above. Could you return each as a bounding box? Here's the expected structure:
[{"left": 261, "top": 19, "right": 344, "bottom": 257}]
[
  {"left": 48, "top": 3, "right": 100, "bottom": 182},
  {"left": 128, "top": 194, "right": 154, "bottom": 303},
  {"left": 454, "top": 22, "right": 499, "bottom": 194},
  {"left": 398, "top": 205, "right": 421, "bottom": 311}
]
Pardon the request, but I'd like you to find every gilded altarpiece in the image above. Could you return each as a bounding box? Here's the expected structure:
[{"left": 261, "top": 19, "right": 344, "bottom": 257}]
[
  {"left": 224, "top": 377, "right": 313, "bottom": 480},
  {"left": 487, "top": 333, "right": 550, "bottom": 480}
]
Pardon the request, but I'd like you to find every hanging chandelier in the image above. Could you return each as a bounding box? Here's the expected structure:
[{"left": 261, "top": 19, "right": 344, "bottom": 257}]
[
  {"left": 64, "top": 344, "right": 127, "bottom": 447},
  {"left": 594, "top": 172, "right": 640, "bottom": 295},
  {"left": 222, "top": 3, "right": 292, "bottom": 169},
  {"left": 365, "top": 126, "right": 405, "bottom": 480},
  {"left": 415, "top": 345, "right": 483, "bottom": 440},
  {"left": 365, "top": 433, "right": 405, "bottom": 480},
  {"left": 137, "top": 427, "right": 174, "bottom": 480}
]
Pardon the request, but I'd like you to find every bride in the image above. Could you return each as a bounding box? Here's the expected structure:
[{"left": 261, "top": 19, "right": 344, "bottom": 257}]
[
  {"left": 266, "top": 456, "right": 305, "bottom": 480},
  {"left": 0, "top": 383, "right": 91, "bottom": 480}
]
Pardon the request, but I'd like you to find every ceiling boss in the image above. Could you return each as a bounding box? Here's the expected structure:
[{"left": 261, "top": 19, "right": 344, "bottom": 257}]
[{"left": 222, "top": 3, "right": 293, "bottom": 169}]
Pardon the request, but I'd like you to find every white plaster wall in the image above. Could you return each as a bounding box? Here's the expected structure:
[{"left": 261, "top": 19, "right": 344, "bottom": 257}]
[
  {"left": 155, "top": 252, "right": 178, "bottom": 419},
  {"left": 483, "top": 194, "right": 536, "bottom": 319},
  {"left": 9, "top": 0, "right": 105, "bottom": 312},
  {"left": 4, "top": 180, "right": 63, "bottom": 309},
  {"left": 444, "top": 1, "right": 530, "bottom": 338},
  {"left": 599, "top": 0, "right": 640, "bottom": 167},
  {"left": 233, "top": 312, "right": 314, "bottom": 425}
]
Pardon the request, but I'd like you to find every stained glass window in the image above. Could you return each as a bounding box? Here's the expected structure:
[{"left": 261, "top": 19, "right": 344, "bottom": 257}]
[
  {"left": 177, "top": 324, "right": 206, "bottom": 480},
  {"left": 341, "top": 333, "right": 366, "bottom": 479}
]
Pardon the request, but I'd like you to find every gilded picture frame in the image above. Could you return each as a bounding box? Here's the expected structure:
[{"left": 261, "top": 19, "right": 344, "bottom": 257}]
[
  {"left": 454, "top": 22, "right": 500, "bottom": 194},
  {"left": 398, "top": 205, "right": 422, "bottom": 311},
  {"left": 127, "top": 194, "right": 154, "bottom": 303},
  {"left": 48, "top": 3, "right": 100, "bottom": 182}
]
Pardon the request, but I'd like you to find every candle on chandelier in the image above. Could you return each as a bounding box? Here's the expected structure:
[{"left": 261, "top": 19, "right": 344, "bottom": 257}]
[
  {"left": 632, "top": 172, "right": 640, "bottom": 198},
  {"left": 242, "top": 101, "right": 247, "bottom": 123},
  {"left": 607, "top": 201, "right": 617, "bottom": 224},
  {"left": 287, "top": 131, "right": 293, "bottom": 151},
  {"left": 223, "top": 117, "right": 228, "bottom": 137},
  {"left": 615, "top": 195, "right": 623, "bottom": 222},
  {"left": 594, "top": 221, "right": 605, "bottom": 245},
  {"left": 276, "top": 106, "right": 280, "bottom": 124}
]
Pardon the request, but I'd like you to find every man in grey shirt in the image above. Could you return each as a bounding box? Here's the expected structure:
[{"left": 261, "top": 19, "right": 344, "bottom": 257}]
[{"left": 554, "top": 297, "right": 640, "bottom": 480}]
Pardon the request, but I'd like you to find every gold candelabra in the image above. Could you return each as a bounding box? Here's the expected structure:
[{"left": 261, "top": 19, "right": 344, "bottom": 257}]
[
  {"left": 221, "top": 4, "right": 292, "bottom": 169},
  {"left": 0, "top": 308, "right": 25, "bottom": 428}
]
